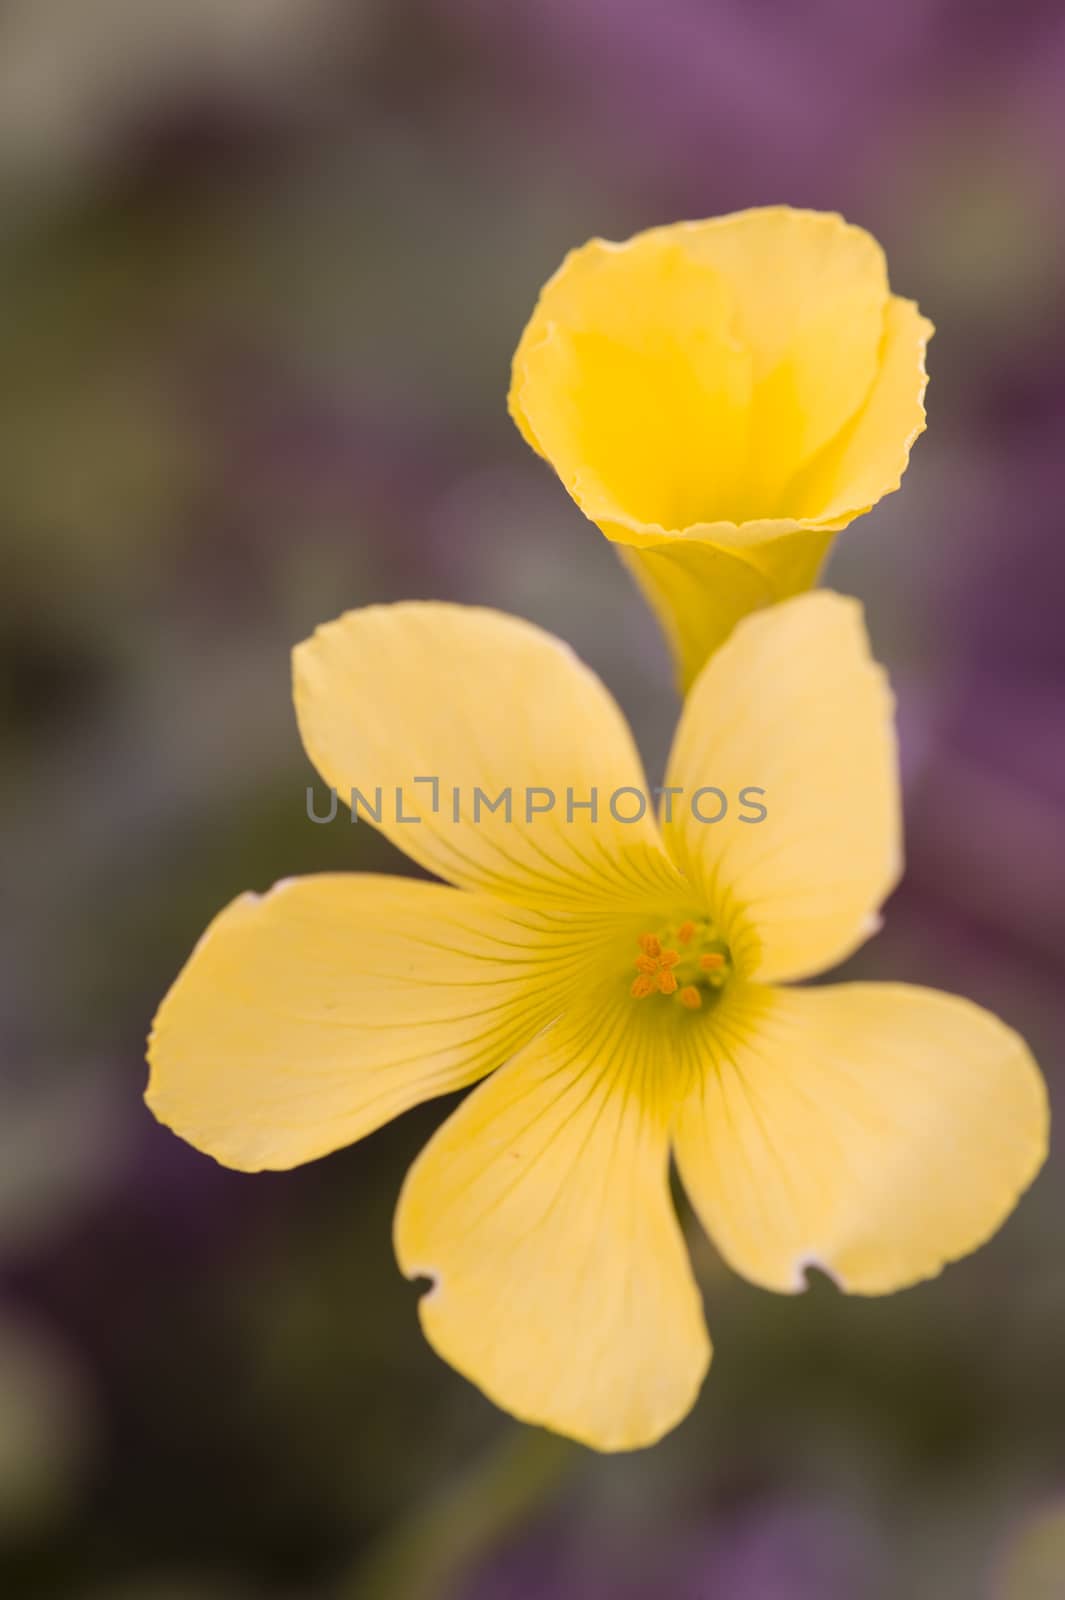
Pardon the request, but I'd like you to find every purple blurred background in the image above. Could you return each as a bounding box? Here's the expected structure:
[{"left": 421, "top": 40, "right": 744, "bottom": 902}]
[{"left": 2, "top": 2, "right": 1063, "bottom": 1596}]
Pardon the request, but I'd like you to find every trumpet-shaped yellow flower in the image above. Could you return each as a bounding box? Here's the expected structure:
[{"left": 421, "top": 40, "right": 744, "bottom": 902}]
[
  {"left": 509, "top": 207, "right": 933, "bottom": 689},
  {"left": 146, "top": 593, "right": 1046, "bottom": 1452}
]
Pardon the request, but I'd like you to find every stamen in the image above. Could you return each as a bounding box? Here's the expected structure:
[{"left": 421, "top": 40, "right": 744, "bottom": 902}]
[{"left": 630, "top": 920, "right": 730, "bottom": 1009}]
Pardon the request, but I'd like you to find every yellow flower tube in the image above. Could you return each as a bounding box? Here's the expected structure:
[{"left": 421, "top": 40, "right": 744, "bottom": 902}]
[{"left": 509, "top": 207, "right": 933, "bottom": 688}]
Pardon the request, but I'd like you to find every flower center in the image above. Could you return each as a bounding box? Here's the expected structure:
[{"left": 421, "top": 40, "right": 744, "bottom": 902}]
[{"left": 629, "top": 918, "right": 731, "bottom": 1011}]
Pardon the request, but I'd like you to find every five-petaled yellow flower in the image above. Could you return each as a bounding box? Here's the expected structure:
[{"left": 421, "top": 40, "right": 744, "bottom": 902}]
[
  {"left": 509, "top": 207, "right": 934, "bottom": 689},
  {"left": 147, "top": 593, "right": 1046, "bottom": 1452}
]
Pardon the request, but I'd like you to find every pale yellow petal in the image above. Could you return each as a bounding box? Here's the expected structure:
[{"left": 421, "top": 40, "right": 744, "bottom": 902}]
[
  {"left": 147, "top": 875, "right": 604, "bottom": 1171},
  {"left": 790, "top": 296, "right": 933, "bottom": 523},
  {"left": 680, "top": 207, "right": 890, "bottom": 509},
  {"left": 662, "top": 591, "right": 900, "bottom": 982},
  {"left": 673, "top": 980, "right": 1049, "bottom": 1294},
  {"left": 395, "top": 990, "right": 711, "bottom": 1451},
  {"left": 293, "top": 603, "right": 683, "bottom": 910},
  {"left": 511, "top": 236, "right": 752, "bottom": 528}
]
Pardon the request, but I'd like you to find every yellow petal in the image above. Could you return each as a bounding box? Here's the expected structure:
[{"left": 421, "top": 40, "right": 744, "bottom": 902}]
[
  {"left": 509, "top": 209, "right": 932, "bottom": 686},
  {"left": 678, "top": 207, "right": 889, "bottom": 509},
  {"left": 293, "top": 603, "right": 683, "bottom": 909},
  {"left": 673, "top": 980, "right": 1048, "bottom": 1295},
  {"left": 147, "top": 874, "right": 602, "bottom": 1171},
  {"left": 789, "top": 296, "right": 934, "bottom": 523},
  {"left": 394, "top": 990, "right": 711, "bottom": 1451},
  {"left": 511, "top": 236, "right": 753, "bottom": 529},
  {"left": 662, "top": 591, "right": 900, "bottom": 983}
]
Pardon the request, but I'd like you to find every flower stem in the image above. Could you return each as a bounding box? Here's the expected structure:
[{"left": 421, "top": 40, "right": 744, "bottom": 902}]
[{"left": 342, "top": 1426, "right": 576, "bottom": 1600}]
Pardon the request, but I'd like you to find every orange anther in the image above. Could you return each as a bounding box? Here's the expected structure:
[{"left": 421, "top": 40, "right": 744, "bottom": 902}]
[
  {"left": 656, "top": 969, "right": 678, "bottom": 996},
  {"left": 631, "top": 974, "right": 656, "bottom": 999},
  {"left": 637, "top": 933, "right": 661, "bottom": 958},
  {"left": 658, "top": 948, "right": 680, "bottom": 969},
  {"left": 699, "top": 952, "right": 725, "bottom": 970},
  {"left": 677, "top": 921, "right": 696, "bottom": 944},
  {"left": 678, "top": 985, "right": 703, "bottom": 1010},
  {"left": 634, "top": 953, "right": 659, "bottom": 974}
]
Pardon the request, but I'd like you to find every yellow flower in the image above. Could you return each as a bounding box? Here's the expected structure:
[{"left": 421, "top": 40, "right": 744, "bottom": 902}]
[
  {"left": 509, "top": 207, "right": 933, "bottom": 689},
  {"left": 146, "top": 593, "right": 1045, "bottom": 1452}
]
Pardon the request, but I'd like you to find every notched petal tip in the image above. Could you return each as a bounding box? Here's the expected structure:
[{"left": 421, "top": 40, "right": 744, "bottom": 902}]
[
  {"left": 791, "top": 1253, "right": 844, "bottom": 1294},
  {"left": 404, "top": 1262, "right": 442, "bottom": 1302}
]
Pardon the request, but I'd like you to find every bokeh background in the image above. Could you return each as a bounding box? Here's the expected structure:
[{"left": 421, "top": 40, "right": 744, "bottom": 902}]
[{"left": 3, "top": 2, "right": 1064, "bottom": 1596}]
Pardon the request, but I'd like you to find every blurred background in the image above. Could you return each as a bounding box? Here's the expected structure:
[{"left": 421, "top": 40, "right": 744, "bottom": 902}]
[{"left": 2, "top": 1, "right": 1064, "bottom": 1596}]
